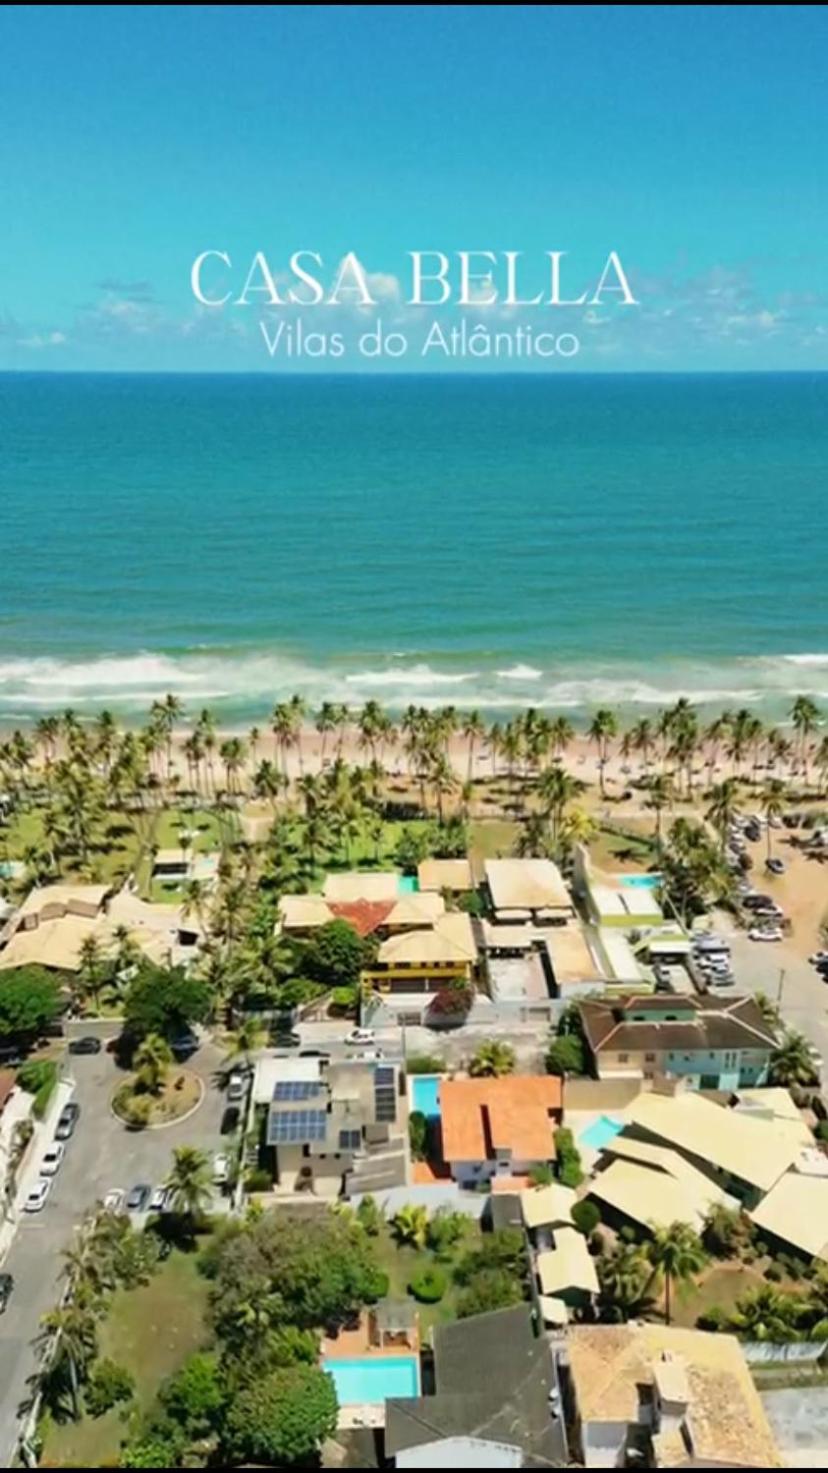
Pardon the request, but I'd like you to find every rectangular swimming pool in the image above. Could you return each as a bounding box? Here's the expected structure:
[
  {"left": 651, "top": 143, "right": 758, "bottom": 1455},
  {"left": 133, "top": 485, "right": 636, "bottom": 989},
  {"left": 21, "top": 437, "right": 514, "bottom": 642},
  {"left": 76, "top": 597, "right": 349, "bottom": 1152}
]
[
  {"left": 410, "top": 1074, "right": 442, "bottom": 1118},
  {"left": 398, "top": 875, "right": 420, "bottom": 893},
  {"left": 579, "top": 1114, "right": 624, "bottom": 1151},
  {"left": 323, "top": 1354, "right": 419, "bottom": 1405},
  {"left": 619, "top": 872, "right": 662, "bottom": 890}
]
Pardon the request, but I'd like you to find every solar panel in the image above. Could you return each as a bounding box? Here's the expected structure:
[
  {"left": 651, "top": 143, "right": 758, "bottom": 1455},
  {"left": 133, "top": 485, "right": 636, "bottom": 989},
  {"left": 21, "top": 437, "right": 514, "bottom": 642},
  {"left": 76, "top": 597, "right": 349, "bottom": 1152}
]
[
  {"left": 375, "top": 1065, "right": 395, "bottom": 1086},
  {"left": 273, "top": 1080, "right": 324, "bottom": 1101},
  {"left": 374, "top": 1063, "right": 397, "bottom": 1123},
  {"left": 267, "top": 1108, "right": 328, "bottom": 1145},
  {"left": 338, "top": 1128, "right": 361, "bottom": 1151}
]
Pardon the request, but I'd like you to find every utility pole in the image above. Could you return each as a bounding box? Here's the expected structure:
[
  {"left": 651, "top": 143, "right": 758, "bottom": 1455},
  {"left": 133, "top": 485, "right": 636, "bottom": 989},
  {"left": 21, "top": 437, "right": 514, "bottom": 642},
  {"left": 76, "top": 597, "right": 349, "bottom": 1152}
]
[{"left": 776, "top": 968, "right": 786, "bottom": 1006}]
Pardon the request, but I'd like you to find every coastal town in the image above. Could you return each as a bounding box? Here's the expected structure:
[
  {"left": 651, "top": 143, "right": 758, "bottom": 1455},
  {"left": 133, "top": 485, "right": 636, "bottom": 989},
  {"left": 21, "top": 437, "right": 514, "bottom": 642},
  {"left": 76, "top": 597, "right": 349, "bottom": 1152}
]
[{"left": 0, "top": 694, "right": 827, "bottom": 1468}]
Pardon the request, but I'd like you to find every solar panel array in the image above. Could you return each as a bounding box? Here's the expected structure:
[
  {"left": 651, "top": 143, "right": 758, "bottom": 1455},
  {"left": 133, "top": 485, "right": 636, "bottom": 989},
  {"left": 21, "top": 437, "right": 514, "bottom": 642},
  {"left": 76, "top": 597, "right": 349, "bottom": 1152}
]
[
  {"left": 273, "top": 1080, "right": 324, "bottom": 1102},
  {"left": 374, "top": 1064, "right": 397, "bottom": 1123},
  {"left": 268, "top": 1108, "right": 327, "bottom": 1144}
]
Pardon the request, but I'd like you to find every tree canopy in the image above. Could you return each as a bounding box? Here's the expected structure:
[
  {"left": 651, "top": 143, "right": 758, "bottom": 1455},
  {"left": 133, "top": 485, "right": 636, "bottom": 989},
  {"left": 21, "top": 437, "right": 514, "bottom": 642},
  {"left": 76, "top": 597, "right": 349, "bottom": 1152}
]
[
  {"left": 122, "top": 963, "right": 211, "bottom": 1042},
  {"left": 0, "top": 966, "right": 62, "bottom": 1043},
  {"left": 223, "top": 1365, "right": 337, "bottom": 1464}
]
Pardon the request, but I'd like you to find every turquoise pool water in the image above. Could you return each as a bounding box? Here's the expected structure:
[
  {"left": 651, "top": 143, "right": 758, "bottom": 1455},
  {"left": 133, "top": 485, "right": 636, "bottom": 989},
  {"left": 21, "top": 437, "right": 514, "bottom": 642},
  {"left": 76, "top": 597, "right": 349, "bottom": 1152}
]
[
  {"left": 398, "top": 875, "right": 420, "bottom": 893},
  {"left": 619, "top": 873, "right": 661, "bottom": 890},
  {"left": 579, "top": 1115, "right": 624, "bottom": 1151},
  {"left": 323, "top": 1355, "right": 419, "bottom": 1404},
  {"left": 410, "top": 1074, "right": 442, "bottom": 1118}
]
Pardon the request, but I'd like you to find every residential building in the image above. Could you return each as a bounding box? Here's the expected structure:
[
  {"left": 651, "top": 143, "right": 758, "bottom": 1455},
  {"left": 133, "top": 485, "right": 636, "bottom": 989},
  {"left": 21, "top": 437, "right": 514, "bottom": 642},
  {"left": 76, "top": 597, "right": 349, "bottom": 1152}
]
[
  {"left": 255, "top": 1053, "right": 406, "bottom": 1198},
  {"left": 485, "top": 857, "right": 574, "bottom": 924},
  {"left": 362, "top": 912, "right": 478, "bottom": 1026},
  {"left": 578, "top": 993, "right": 777, "bottom": 1090},
  {"left": 563, "top": 1324, "right": 781, "bottom": 1467},
  {"left": 0, "top": 882, "right": 202, "bottom": 973},
  {"left": 416, "top": 857, "right": 473, "bottom": 892},
  {"left": 439, "top": 1075, "right": 562, "bottom": 1187},
  {"left": 385, "top": 1305, "right": 567, "bottom": 1467},
  {"left": 520, "top": 1183, "right": 598, "bottom": 1325},
  {"left": 750, "top": 1166, "right": 828, "bottom": 1266}
]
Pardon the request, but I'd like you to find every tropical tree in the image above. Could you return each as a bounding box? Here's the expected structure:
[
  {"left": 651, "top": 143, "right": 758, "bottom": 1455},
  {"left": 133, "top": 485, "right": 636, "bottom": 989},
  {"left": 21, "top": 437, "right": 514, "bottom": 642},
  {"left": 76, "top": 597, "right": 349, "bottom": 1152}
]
[
  {"left": 37, "top": 1302, "right": 98, "bottom": 1419},
  {"left": 759, "top": 778, "right": 786, "bottom": 859},
  {"left": 390, "top": 1203, "right": 429, "bottom": 1250},
  {"left": 588, "top": 708, "right": 618, "bottom": 796},
  {"left": 134, "top": 1032, "right": 173, "bottom": 1095},
  {"left": 468, "top": 1039, "right": 516, "bottom": 1078},
  {"left": 791, "top": 695, "right": 820, "bottom": 786},
  {"left": 728, "top": 1284, "right": 805, "bottom": 1342},
  {"left": 769, "top": 1030, "right": 819, "bottom": 1088},
  {"left": 644, "top": 772, "right": 673, "bottom": 845},
  {"left": 646, "top": 1221, "right": 707, "bottom": 1324},
  {"left": 164, "top": 1146, "right": 213, "bottom": 1222},
  {"left": 705, "top": 779, "right": 739, "bottom": 853},
  {"left": 597, "top": 1242, "right": 653, "bottom": 1321}
]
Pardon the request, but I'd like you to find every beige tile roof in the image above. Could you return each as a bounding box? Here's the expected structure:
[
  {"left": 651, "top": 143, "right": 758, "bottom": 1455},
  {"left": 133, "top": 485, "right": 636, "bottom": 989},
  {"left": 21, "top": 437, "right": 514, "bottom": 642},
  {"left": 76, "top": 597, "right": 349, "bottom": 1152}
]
[
  {"left": 602, "top": 1136, "right": 739, "bottom": 1212},
  {"left": 383, "top": 892, "right": 445, "bottom": 927},
  {"left": 626, "top": 1089, "right": 799, "bottom": 1193},
  {"left": 377, "top": 911, "right": 477, "bottom": 966},
  {"left": 750, "top": 1171, "right": 828, "bottom": 1262},
  {"left": 536, "top": 1229, "right": 599, "bottom": 1297},
  {"left": 278, "top": 894, "right": 334, "bottom": 930},
  {"left": 323, "top": 871, "right": 400, "bottom": 902},
  {"left": 15, "top": 883, "right": 109, "bottom": 921},
  {"left": 588, "top": 1158, "right": 726, "bottom": 1233},
  {"left": 485, "top": 858, "right": 572, "bottom": 913},
  {"left": 567, "top": 1325, "right": 781, "bottom": 1467},
  {"left": 417, "top": 858, "right": 473, "bottom": 892},
  {"left": 520, "top": 1182, "right": 577, "bottom": 1230}
]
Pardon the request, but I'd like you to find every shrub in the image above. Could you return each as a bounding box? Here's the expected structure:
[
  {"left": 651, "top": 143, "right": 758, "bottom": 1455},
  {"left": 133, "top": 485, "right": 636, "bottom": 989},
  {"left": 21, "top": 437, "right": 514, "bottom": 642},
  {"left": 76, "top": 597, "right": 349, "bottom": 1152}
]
[
  {"left": 554, "top": 1127, "right": 584, "bottom": 1188},
  {"left": 363, "top": 1268, "right": 389, "bottom": 1303},
  {"left": 408, "top": 1110, "right": 428, "bottom": 1159},
  {"left": 764, "top": 1263, "right": 784, "bottom": 1282},
  {"left": 816, "top": 1120, "right": 828, "bottom": 1143},
  {"left": 409, "top": 1267, "right": 447, "bottom": 1303},
  {"left": 356, "top": 1195, "right": 383, "bottom": 1236},
  {"left": 546, "top": 1035, "right": 586, "bottom": 1077},
  {"left": 456, "top": 890, "right": 484, "bottom": 917},
  {"left": 244, "top": 1167, "right": 272, "bottom": 1193},
  {"left": 697, "top": 1304, "right": 726, "bottom": 1331},
  {"left": 85, "top": 1359, "right": 135, "bottom": 1418},
  {"left": 572, "top": 1200, "right": 601, "bottom": 1237},
  {"left": 590, "top": 1229, "right": 606, "bottom": 1255},
  {"left": 406, "top": 1054, "right": 445, "bottom": 1075},
  {"left": 528, "top": 1164, "right": 554, "bottom": 1187},
  {"left": 328, "top": 986, "right": 357, "bottom": 1017},
  {"left": 115, "top": 1089, "right": 152, "bottom": 1130}
]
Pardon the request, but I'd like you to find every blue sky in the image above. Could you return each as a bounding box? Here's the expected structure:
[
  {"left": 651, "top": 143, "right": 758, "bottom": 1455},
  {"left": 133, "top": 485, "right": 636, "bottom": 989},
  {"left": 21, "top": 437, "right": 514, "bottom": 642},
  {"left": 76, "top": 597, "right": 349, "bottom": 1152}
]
[{"left": 1, "top": 4, "right": 826, "bottom": 371}]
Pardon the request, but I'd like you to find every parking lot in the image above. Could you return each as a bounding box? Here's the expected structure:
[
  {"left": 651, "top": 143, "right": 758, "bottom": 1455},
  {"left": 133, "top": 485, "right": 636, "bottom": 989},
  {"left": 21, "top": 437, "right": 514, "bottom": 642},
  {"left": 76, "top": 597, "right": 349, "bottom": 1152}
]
[{"left": 0, "top": 1032, "right": 230, "bottom": 1466}]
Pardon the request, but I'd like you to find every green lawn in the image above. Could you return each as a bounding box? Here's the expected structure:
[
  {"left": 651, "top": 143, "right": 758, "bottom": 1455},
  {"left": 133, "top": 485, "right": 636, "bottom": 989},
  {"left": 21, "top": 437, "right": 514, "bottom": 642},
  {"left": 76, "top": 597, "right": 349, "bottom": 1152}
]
[
  {"left": 42, "top": 1249, "right": 210, "bottom": 1468},
  {"left": 371, "top": 1219, "right": 482, "bottom": 1338},
  {"left": 589, "top": 823, "right": 657, "bottom": 872}
]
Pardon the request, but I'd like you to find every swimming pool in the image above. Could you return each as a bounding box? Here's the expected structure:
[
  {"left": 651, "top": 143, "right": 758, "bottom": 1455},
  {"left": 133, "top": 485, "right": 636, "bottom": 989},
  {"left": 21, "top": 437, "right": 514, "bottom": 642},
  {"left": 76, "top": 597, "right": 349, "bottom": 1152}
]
[
  {"left": 619, "top": 872, "right": 661, "bottom": 890},
  {"left": 410, "top": 1074, "right": 442, "bottom": 1118},
  {"left": 398, "top": 875, "right": 420, "bottom": 893},
  {"left": 579, "top": 1114, "right": 624, "bottom": 1151},
  {"left": 323, "top": 1354, "right": 420, "bottom": 1405}
]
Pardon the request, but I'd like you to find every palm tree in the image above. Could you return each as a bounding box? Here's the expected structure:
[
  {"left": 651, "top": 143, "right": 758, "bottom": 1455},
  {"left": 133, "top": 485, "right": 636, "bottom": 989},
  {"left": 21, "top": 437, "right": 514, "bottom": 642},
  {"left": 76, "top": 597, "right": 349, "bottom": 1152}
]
[
  {"left": 644, "top": 772, "right": 673, "bottom": 845},
  {"left": 77, "top": 933, "right": 105, "bottom": 1013},
  {"left": 769, "top": 1030, "right": 819, "bottom": 1087},
  {"left": 791, "top": 695, "right": 820, "bottom": 786},
  {"left": 730, "top": 1284, "right": 804, "bottom": 1342},
  {"left": 134, "top": 1033, "right": 173, "bottom": 1095},
  {"left": 597, "top": 1242, "right": 653, "bottom": 1321},
  {"left": 759, "top": 778, "right": 786, "bottom": 860},
  {"left": 705, "top": 778, "right": 739, "bottom": 853},
  {"left": 646, "top": 1220, "right": 707, "bottom": 1324},
  {"left": 165, "top": 1145, "right": 212, "bottom": 1221},
  {"left": 227, "top": 1017, "right": 264, "bottom": 1070},
  {"left": 588, "top": 708, "right": 618, "bottom": 796},
  {"left": 754, "top": 991, "right": 782, "bottom": 1035},
  {"left": 537, "top": 765, "right": 587, "bottom": 842},
  {"left": 37, "top": 1303, "right": 98, "bottom": 1418},
  {"left": 468, "top": 1039, "right": 516, "bottom": 1077},
  {"left": 462, "top": 710, "right": 486, "bottom": 783},
  {"left": 390, "top": 1203, "right": 429, "bottom": 1250}
]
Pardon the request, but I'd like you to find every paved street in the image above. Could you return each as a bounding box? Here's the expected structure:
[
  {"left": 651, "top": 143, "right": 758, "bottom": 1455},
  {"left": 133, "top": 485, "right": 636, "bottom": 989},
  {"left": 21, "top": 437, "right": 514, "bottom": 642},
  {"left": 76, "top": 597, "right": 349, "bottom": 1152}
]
[
  {"left": 0, "top": 1033, "right": 228, "bottom": 1467},
  {"left": 761, "top": 1386, "right": 828, "bottom": 1465},
  {"left": 717, "top": 917, "right": 828, "bottom": 1072},
  {"left": 291, "top": 1017, "right": 548, "bottom": 1071}
]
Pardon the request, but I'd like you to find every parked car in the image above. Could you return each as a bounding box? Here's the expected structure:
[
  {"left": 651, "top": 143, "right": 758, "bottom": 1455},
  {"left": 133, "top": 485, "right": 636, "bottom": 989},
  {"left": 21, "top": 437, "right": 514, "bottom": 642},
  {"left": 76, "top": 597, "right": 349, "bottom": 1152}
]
[
  {"left": 40, "top": 1143, "right": 65, "bottom": 1176},
  {"left": 54, "top": 1101, "right": 80, "bottom": 1140},
  {"left": 221, "top": 1105, "right": 241, "bottom": 1134},
  {"left": 271, "top": 1030, "right": 301, "bottom": 1049},
  {"left": 126, "top": 1183, "right": 152, "bottom": 1212},
  {"left": 212, "top": 1152, "right": 231, "bottom": 1185},
  {"left": 103, "top": 1188, "right": 126, "bottom": 1214},
  {"left": 809, "top": 951, "right": 828, "bottom": 967},
  {"left": 345, "top": 1027, "right": 376, "bottom": 1046},
  {"left": 170, "top": 1030, "right": 199, "bottom": 1059},
  {"left": 766, "top": 858, "right": 786, "bottom": 875},
  {"left": 748, "top": 927, "right": 783, "bottom": 942},
  {"left": 227, "top": 1069, "right": 248, "bottom": 1102},
  {"left": 149, "top": 1185, "right": 169, "bottom": 1213},
  {"left": 0, "top": 1272, "right": 13, "bottom": 1313},
  {"left": 24, "top": 1180, "right": 52, "bottom": 1213},
  {"left": 299, "top": 1048, "right": 330, "bottom": 1060},
  {"left": 68, "top": 1035, "right": 102, "bottom": 1055}
]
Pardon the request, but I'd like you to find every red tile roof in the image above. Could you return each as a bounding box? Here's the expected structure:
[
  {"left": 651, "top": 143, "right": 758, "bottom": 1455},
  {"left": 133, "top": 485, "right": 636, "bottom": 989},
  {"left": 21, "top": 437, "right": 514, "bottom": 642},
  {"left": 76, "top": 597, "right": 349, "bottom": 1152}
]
[
  {"left": 327, "top": 899, "right": 395, "bottom": 937},
  {"left": 440, "top": 1076, "right": 563, "bottom": 1164}
]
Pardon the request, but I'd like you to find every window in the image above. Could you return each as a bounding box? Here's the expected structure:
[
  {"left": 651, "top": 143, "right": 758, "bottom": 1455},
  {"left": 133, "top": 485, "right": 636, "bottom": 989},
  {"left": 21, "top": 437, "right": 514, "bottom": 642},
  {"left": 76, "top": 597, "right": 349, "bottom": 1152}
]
[
  {"left": 645, "top": 1053, "right": 656, "bottom": 1063},
  {"left": 618, "top": 1053, "right": 629, "bottom": 1063}
]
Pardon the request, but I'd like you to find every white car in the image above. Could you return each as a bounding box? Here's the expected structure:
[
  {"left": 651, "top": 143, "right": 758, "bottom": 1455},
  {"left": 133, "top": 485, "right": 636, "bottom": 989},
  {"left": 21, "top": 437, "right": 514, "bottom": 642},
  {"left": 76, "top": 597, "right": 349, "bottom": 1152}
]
[
  {"left": 212, "top": 1152, "right": 230, "bottom": 1185},
  {"left": 227, "top": 1069, "right": 248, "bottom": 1102},
  {"left": 809, "top": 952, "right": 828, "bottom": 967},
  {"left": 24, "top": 1180, "right": 51, "bottom": 1213},
  {"left": 40, "top": 1143, "right": 65, "bottom": 1177},
  {"left": 748, "top": 927, "right": 783, "bottom": 942},
  {"left": 345, "top": 1027, "right": 376, "bottom": 1046},
  {"left": 149, "top": 1185, "right": 170, "bottom": 1213},
  {"left": 103, "top": 1189, "right": 125, "bottom": 1214}
]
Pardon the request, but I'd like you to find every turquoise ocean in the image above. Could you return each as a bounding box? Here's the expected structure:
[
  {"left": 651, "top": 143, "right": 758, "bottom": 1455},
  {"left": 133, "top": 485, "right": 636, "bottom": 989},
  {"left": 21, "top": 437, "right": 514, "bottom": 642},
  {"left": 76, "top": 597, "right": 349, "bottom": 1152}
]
[{"left": 0, "top": 371, "right": 826, "bottom": 725}]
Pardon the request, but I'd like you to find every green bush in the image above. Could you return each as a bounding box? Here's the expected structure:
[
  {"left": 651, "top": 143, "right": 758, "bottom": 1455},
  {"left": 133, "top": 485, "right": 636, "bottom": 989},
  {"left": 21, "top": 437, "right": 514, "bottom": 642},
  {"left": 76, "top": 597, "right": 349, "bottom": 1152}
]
[
  {"left": 408, "top": 1110, "right": 428, "bottom": 1159},
  {"left": 815, "top": 1119, "right": 828, "bottom": 1142},
  {"left": 84, "top": 1359, "right": 135, "bottom": 1418},
  {"left": 696, "top": 1304, "right": 726, "bottom": 1331},
  {"left": 572, "top": 1200, "right": 601, "bottom": 1236},
  {"left": 244, "top": 1167, "right": 272, "bottom": 1193},
  {"left": 406, "top": 1055, "right": 445, "bottom": 1075},
  {"left": 409, "top": 1266, "right": 447, "bottom": 1303},
  {"left": 554, "top": 1126, "right": 584, "bottom": 1188},
  {"left": 329, "top": 986, "right": 357, "bottom": 1017},
  {"left": 363, "top": 1268, "right": 389, "bottom": 1303},
  {"left": 764, "top": 1263, "right": 783, "bottom": 1282},
  {"left": 456, "top": 890, "right": 484, "bottom": 917},
  {"left": 546, "top": 1035, "right": 586, "bottom": 1077}
]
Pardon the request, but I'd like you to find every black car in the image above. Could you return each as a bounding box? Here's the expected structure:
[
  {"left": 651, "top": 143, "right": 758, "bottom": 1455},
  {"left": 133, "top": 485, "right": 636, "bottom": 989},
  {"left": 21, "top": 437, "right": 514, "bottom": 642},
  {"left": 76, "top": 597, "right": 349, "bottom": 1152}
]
[
  {"left": 270, "top": 1030, "right": 301, "bottom": 1049},
  {"left": 68, "top": 1035, "right": 102, "bottom": 1056},
  {"left": 126, "top": 1183, "right": 152, "bottom": 1212},
  {"left": 221, "top": 1105, "right": 241, "bottom": 1135},
  {"left": 0, "top": 1272, "right": 13, "bottom": 1313},
  {"left": 54, "top": 1101, "right": 81, "bottom": 1140},
  {"left": 299, "top": 1048, "right": 330, "bottom": 1060}
]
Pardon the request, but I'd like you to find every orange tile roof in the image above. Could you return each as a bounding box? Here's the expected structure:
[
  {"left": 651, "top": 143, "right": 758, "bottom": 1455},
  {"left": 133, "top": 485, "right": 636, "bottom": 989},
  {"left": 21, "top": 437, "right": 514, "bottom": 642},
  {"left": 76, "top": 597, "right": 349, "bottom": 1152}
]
[
  {"left": 328, "top": 899, "right": 395, "bottom": 936},
  {"left": 439, "top": 1076, "right": 562, "bottom": 1164}
]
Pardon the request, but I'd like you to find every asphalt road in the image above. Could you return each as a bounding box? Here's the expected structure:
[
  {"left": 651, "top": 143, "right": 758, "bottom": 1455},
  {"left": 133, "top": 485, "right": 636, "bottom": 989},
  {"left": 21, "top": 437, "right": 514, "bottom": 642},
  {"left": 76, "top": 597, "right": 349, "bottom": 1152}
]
[
  {"left": 0, "top": 1034, "right": 228, "bottom": 1467},
  {"left": 721, "top": 921, "right": 828, "bottom": 1073}
]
